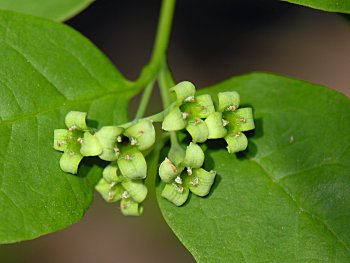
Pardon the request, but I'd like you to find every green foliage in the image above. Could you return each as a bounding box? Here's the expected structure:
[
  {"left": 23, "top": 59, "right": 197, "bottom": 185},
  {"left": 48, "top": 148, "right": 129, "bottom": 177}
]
[
  {"left": 0, "top": 0, "right": 93, "bottom": 21},
  {"left": 1, "top": 0, "right": 350, "bottom": 262},
  {"left": 0, "top": 10, "right": 138, "bottom": 244},
  {"left": 283, "top": 0, "right": 350, "bottom": 14},
  {"left": 157, "top": 73, "right": 350, "bottom": 262}
]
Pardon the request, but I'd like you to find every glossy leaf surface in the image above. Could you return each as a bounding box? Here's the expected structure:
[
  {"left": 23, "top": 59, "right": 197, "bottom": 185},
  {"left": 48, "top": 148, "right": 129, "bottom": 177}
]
[
  {"left": 0, "top": 10, "right": 137, "bottom": 243},
  {"left": 157, "top": 73, "right": 350, "bottom": 262},
  {"left": 283, "top": 0, "right": 350, "bottom": 14},
  {"left": 0, "top": 0, "right": 93, "bottom": 21}
]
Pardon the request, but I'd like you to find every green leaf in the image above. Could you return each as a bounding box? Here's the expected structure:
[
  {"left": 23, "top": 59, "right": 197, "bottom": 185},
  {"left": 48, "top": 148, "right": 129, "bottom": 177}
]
[
  {"left": 283, "top": 0, "right": 350, "bottom": 14},
  {"left": 157, "top": 73, "right": 350, "bottom": 262},
  {"left": 0, "top": 10, "right": 138, "bottom": 244},
  {"left": 0, "top": 0, "right": 93, "bottom": 21}
]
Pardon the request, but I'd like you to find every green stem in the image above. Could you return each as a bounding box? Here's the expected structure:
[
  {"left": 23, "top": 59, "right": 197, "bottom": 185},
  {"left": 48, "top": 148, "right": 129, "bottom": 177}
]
[
  {"left": 133, "top": 0, "right": 176, "bottom": 89},
  {"left": 158, "top": 59, "right": 179, "bottom": 146},
  {"left": 134, "top": 79, "right": 155, "bottom": 119},
  {"left": 119, "top": 105, "right": 173, "bottom": 129}
]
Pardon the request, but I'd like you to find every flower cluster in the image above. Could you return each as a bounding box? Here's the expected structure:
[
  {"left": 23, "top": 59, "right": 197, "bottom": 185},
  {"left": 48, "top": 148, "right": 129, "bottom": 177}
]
[
  {"left": 159, "top": 81, "right": 255, "bottom": 206},
  {"left": 53, "top": 81, "right": 255, "bottom": 215},
  {"left": 54, "top": 112, "right": 155, "bottom": 216}
]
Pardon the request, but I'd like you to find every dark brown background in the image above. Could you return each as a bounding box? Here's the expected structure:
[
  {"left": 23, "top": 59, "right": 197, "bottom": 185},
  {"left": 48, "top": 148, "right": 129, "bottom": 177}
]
[{"left": 1, "top": 0, "right": 349, "bottom": 262}]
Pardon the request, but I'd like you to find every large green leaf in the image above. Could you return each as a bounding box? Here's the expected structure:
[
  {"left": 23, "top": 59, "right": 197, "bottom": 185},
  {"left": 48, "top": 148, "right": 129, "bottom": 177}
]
[
  {"left": 0, "top": 0, "right": 93, "bottom": 21},
  {"left": 0, "top": 10, "right": 138, "bottom": 244},
  {"left": 283, "top": 0, "right": 350, "bottom": 14},
  {"left": 157, "top": 73, "right": 350, "bottom": 262}
]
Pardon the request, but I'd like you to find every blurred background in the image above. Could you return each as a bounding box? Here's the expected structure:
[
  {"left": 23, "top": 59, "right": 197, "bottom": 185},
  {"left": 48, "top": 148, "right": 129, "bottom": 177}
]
[{"left": 1, "top": 0, "right": 349, "bottom": 262}]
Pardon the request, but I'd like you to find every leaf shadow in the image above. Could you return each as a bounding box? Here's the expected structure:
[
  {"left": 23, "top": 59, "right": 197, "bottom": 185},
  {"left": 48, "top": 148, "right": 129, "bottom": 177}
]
[
  {"left": 76, "top": 157, "right": 108, "bottom": 178},
  {"left": 202, "top": 150, "right": 222, "bottom": 197},
  {"left": 86, "top": 119, "right": 99, "bottom": 129},
  {"left": 247, "top": 117, "right": 263, "bottom": 139}
]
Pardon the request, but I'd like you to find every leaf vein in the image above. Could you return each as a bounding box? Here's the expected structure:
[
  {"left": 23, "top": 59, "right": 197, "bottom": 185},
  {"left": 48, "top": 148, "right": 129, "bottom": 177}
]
[
  {"left": 278, "top": 162, "right": 348, "bottom": 183},
  {"left": 0, "top": 89, "right": 135, "bottom": 125},
  {"left": 1, "top": 40, "right": 67, "bottom": 100},
  {"left": 250, "top": 158, "right": 350, "bottom": 253},
  {"left": 44, "top": 34, "right": 106, "bottom": 90}
]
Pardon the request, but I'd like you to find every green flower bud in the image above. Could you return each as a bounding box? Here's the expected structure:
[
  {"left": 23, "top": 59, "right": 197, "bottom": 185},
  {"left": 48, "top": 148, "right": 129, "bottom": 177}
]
[
  {"left": 186, "top": 119, "right": 209, "bottom": 143},
  {"left": 234, "top": 108, "right": 255, "bottom": 132},
  {"left": 95, "top": 126, "right": 124, "bottom": 161},
  {"left": 53, "top": 129, "right": 70, "bottom": 151},
  {"left": 180, "top": 94, "right": 215, "bottom": 120},
  {"left": 65, "top": 111, "right": 89, "bottom": 131},
  {"left": 218, "top": 91, "right": 240, "bottom": 112},
  {"left": 182, "top": 142, "right": 205, "bottom": 168},
  {"left": 120, "top": 199, "right": 143, "bottom": 216},
  {"left": 95, "top": 178, "right": 125, "bottom": 203},
  {"left": 205, "top": 112, "right": 228, "bottom": 139},
  {"left": 168, "top": 144, "right": 186, "bottom": 166},
  {"left": 223, "top": 107, "right": 255, "bottom": 133},
  {"left": 124, "top": 120, "right": 155, "bottom": 151},
  {"left": 159, "top": 158, "right": 181, "bottom": 183},
  {"left": 102, "top": 163, "right": 123, "bottom": 183},
  {"left": 162, "top": 107, "right": 187, "bottom": 131},
  {"left": 65, "top": 130, "right": 84, "bottom": 153},
  {"left": 195, "top": 94, "right": 215, "bottom": 118},
  {"left": 187, "top": 168, "right": 216, "bottom": 197},
  {"left": 59, "top": 151, "right": 83, "bottom": 174},
  {"left": 225, "top": 132, "right": 248, "bottom": 153},
  {"left": 161, "top": 183, "right": 189, "bottom": 206},
  {"left": 121, "top": 180, "right": 148, "bottom": 203},
  {"left": 170, "top": 81, "right": 196, "bottom": 103},
  {"left": 79, "top": 132, "right": 103, "bottom": 156},
  {"left": 117, "top": 147, "right": 147, "bottom": 179}
]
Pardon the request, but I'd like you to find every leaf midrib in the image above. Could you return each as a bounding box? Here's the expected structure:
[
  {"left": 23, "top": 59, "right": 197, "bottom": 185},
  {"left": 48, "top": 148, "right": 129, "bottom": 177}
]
[
  {"left": 0, "top": 20, "right": 137, "bottom": 125},
  {"left": 0, "top": 88, "right": 137, "bottom": 125}
]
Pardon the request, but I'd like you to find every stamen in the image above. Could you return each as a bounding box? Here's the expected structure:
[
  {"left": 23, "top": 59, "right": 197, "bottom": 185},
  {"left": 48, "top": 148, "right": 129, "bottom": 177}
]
[
  {"left": 222, "top": 119, "right": 229, "bottom": 127},
  {"left": 68, "top": 125, "right": 77, "bottom": 131},
  {"left": 227, "top": 105, "right": 236, "bottom": 111},
  {"left": 187, "top": 167, "right": 193, "bottom": 175},
  {"left": 175, "top": 176, "right": 182, "bottom": 184},
  {"left": 182, "top": 112, "right": 190, "bottom": 119},
  {"left": 190, "top": 177, "right": 199, "bottom": 186},
  {"left": 121, "top": 191, "right": 129, "bottom": 199},
  {"left": 130, "top": 137, "right": 137, "bottom": 146},
  {"left": 185, "top": 96, "right": 195, "bottom": 103}
]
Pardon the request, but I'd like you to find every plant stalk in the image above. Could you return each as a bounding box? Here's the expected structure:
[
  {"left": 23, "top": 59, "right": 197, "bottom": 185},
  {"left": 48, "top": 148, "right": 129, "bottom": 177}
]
[{"left": 134, "top": 0, "right": 176, "bottom": 89}]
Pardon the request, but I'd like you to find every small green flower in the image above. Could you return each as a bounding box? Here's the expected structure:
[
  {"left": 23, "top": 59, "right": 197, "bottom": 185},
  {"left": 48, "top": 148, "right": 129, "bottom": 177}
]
[
  {"left": 65, "top": 111, "right": 89, "bottom": 131},
  {"left": 95, "top": 178, "right": 125, "bottom": 203},
  {"left": 205, "top": 91, "right": 255, "bottom": 153},
  {"left": 170, "top": 81, "right": 196, "bottom": 104},
  {"left": 159, "top": 142, "right": 216, "bottom": 206},
  {"left": 185, "top": 119, "right": 209, "bottom": 143},
  {"left": 54, "top": 111, "right": 101, "bottom": 174},
  {"left": 161, "top": 182, "right": 189, "bottom": 206},
  {"left": 121, "top": 179, "right": 148, "bottom": 203},
  {"left": 162, "top": 82, "right": 215, "bottom": 143},
  {"left": 95, "top": 126, "right": 124, "bottom": 161},
  {"left": 102, "top": 162, "right": 123, "bottom": 183},
  {"left": 117, "top": 146, "right": 147, "bottom": 180},
  {"left": 162, "top": 107, "right": 187, "bottom": 131},
  {"left": 161, "top": 167, "right": 216, "bottom": 206},
  {"left": 184, "top": 168, "right": 216, "bottom": 197},
  {"left": 205, "top": 112, "right": 228, "bottom": 139},
  {"left": 124, "top": 120, "right": 156, "bottom": 151},
  {"left": 182, "top": 142, "right": 204, "bottom": 169},
  {"left": 159, "top": 157, "right": 180, "bottom": 183},
  {"left": 120, "top": 198, "right": 144, "bottom": 216}
]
